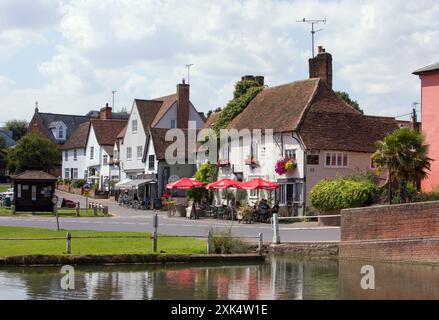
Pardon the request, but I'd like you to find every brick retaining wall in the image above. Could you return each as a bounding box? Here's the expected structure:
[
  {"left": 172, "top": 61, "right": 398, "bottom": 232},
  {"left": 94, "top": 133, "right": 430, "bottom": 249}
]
[{"left": 340, "top": 201, "right": 439, "bottom": 263}]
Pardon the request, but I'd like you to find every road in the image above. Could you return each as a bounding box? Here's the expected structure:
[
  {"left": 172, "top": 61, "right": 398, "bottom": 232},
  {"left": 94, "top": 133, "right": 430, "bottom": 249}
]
[{"left": 0, "top": 190, "right": 340, "bottom": 243}]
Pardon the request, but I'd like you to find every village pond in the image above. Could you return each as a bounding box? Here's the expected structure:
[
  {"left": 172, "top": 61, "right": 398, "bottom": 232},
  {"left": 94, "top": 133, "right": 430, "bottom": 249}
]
[{"left": 1, "top": 254, "right": 439, "bottom": 299}]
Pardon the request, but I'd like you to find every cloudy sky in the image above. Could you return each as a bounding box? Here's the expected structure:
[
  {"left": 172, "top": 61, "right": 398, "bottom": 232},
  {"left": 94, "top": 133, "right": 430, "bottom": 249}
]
[{"left": 0, "top": 0, "right": 438, "bottom": 124}]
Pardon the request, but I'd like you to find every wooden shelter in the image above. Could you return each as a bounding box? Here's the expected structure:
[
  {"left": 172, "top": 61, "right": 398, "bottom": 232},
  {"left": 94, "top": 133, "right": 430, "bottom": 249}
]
[{"left": 11, "top": 170, "right": 58, "bottom": 212}]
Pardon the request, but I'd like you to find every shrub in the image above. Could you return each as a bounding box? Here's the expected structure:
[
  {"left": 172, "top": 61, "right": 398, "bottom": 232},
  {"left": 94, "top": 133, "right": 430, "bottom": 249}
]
[
  {"left": 63, "top": 179, "right": 72, "bottom": 185},
  {"left": 71, "top": 179, "right": 85, "bottom": 188},
  {"left": 309, "top": 178, "right": 378, "bottom": 212},
  {"left": 210, "top": 228, "right": 250, "bottom": 254}
]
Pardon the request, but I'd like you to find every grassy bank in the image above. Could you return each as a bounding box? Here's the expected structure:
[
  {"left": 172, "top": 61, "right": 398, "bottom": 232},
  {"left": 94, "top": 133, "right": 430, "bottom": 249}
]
[
  {"left": 0, "top": 184, "right": 10, "bottom": 192},
  {"left": 0, "top": 226, "right": 206, "bottom": 257},
  {"left": 0, "top": 208, "right": 111, "bottom": 217}
]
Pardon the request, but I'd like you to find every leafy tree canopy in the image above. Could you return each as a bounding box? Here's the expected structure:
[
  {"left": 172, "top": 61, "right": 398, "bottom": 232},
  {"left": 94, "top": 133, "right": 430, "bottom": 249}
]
[
  {"left": 335, "top": 91, "right": 363, "bottom": 114},
  {"left": 6, "top": 133, "right": 61, "bottom": 174},
  {"left": 4, "top": 120, "right": 28, "bottom": 141}
]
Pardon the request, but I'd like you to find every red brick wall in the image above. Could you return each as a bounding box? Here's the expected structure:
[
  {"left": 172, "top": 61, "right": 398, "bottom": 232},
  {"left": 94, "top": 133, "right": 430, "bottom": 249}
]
[
  {"left": 177, "top": 83, "right": 190, "bottom": 128},
  {"left": 340, "top": 201, "right": 439, "bottom": 263}
]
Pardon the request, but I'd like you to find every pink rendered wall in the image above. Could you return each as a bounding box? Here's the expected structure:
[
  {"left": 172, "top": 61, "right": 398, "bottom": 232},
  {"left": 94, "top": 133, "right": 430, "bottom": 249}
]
[{"left": 420, "top": 73, "right": 439, "bottom": 191}]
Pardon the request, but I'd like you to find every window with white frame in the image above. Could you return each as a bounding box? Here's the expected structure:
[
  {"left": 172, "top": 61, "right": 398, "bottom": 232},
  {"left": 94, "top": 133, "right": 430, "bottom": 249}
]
[
  {"left": 103, "top": 155, "right": 108, "bottom": 165},
  {"left": 90, "top": 147, "right": 94, "bottom": 159},
  {"left": 127, "top": 147, "right": 132, "bottom": 160},
  {"left": 59, "top": 126, "right": 64, "bottom": 139},
  {"left": 73, "top": 149, "right": 77, "bottom": 160},
  {"left": 132, "top": 119, "right": 138, "bottom": 133},
  {"left": 64, "top": 150, "right": 68, "bottom": 161},
  {"left": 72, "top": 168, "right": 78, "bottom": 179},
  {"left": 114, "top": 149, "right": 118, "bottom": 160},
  {"left": 251, "top": 141, "right": 258, "bottom": 159},
  {"left": 137, "top": 146, "right": 143, "bottom": 159},
  {"left": 277, "top": 183, "right": 303, "bottom": 205},
  {"left": 148, "top": 155, "right": 155, "bottom": 170},
  {"left": 325, "top": 152, "right": 348, "bottom": 168},
  {"left": 285, "top": 149, "right": 296, "bottom": 159},
  {"left": 64, "top": 168, "right": 70, "bottom": 179}
]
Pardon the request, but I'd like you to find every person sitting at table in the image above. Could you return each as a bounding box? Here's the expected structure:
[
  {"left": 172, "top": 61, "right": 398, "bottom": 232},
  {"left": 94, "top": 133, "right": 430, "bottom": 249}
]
[{"left": 270, "top": 201, "right": 280, "bottom": 215}]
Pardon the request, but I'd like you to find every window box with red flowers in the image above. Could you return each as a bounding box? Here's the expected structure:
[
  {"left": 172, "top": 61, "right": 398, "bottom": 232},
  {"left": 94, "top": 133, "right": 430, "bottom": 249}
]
[
  {"left": 275, "top": 158, "right": 297, "bottom": 175},
  {"left": 217, "top": 159, "right": 231, "bottom": 167}
]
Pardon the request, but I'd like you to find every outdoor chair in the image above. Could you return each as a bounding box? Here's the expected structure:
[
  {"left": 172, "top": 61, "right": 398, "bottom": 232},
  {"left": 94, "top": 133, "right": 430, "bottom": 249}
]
[
  {"left": 216, "top": 206, "right": 226, "bottom": 220},
  {"left": 204, "top": 205, "right": 214, "bottom": 217}
]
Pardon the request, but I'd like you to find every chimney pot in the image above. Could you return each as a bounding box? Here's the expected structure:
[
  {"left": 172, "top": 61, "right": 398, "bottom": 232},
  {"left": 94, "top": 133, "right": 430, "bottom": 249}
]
[
  {"left": 100, "top": 104, "right": 112, "bottom": 120},
  {"left": 255, "top": 75, "right": 264, "bottom": 86},
  {"left": 309, "top": 47, "right": 332, "bottom": 89},
  {"left": 182, "top": 78, "right": 185, "bottom": 84}
]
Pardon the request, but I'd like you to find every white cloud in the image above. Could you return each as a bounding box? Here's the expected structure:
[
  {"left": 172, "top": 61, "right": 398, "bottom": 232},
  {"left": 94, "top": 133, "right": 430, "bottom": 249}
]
[{"left": 1, "top": 0, "right": 439, "bottom": 123}]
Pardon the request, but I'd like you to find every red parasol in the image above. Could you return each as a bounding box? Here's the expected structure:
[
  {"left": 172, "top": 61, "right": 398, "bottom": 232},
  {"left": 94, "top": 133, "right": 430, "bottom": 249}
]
[
  {"left": 206, "top": 178, "right": 240, "bottom": 190},
  {"left": 237, "top": 177, "right": 279, "bottom": 190},
  {"left": 166, "top": 178, "right": 205, "bottom": 190}
]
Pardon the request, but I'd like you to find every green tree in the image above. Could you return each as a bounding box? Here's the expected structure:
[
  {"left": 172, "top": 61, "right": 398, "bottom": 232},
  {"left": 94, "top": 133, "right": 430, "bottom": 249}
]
[
  {"left": 4, "top": 120, "right": 28, "bottom": 141},
  {"left": 335, "top": 91, "right": 363, "bottom": 114},
  {"left": 187, "top": 162, "right": 217, "bottom": 203},
  {"left": 0, "top": 137, "right": 7, "bottom": 172},
  {"left": 372, "top": 128, "right": 432, "bottom": 203},
  {"left": 6, "top": 133, "right": 61, "bottom": 174}
]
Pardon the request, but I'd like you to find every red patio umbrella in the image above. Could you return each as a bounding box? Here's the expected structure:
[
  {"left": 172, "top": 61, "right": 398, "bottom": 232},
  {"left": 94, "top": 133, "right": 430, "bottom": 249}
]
[
  {"left": 166, "top": 177, "right": 205, "bottom": 190},
  {"left": 237, "top": 177, "right": 279, "bottom": 190},
  {"left": 206, "top": 178, "right": 240, "bottom": 189}
]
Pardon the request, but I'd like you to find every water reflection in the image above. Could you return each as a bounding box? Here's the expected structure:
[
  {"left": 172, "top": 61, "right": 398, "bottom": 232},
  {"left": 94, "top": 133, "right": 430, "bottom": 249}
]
[
  {"left": 0, "top": 256, "right": 339, "bottom": 300},
  {"left": 1, "top": 256, "right": 439, "bottom": 300}
]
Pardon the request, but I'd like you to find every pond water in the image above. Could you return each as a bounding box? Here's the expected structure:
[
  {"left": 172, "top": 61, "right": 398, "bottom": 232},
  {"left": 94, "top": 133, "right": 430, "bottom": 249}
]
[{"left": 1, "top": 255, "right": 439, "bottom": 300}]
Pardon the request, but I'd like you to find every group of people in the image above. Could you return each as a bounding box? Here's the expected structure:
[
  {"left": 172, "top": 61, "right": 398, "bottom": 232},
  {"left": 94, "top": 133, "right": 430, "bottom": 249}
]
[{"left": 250, "top": 199, "right": 279, "bottom": 222}]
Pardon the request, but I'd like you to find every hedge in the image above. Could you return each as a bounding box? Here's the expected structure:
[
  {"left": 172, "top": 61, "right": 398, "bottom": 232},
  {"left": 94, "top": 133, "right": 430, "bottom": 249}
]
[{"left": 309, "top": 178, "right": 377, "bottom": 211}]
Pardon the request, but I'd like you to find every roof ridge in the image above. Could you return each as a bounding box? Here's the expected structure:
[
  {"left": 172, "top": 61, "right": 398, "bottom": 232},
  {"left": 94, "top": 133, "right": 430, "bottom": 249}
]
[
  {"left": 38, "top": 112, "right": 91, "bottom": 118},
  {"left": 263, "top": 78, "right": 319, "bottom": 91}
]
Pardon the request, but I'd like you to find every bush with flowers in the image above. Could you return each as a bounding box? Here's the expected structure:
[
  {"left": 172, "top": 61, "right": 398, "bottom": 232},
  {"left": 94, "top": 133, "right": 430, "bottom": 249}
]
[{"left": 275, "top": 158, "right": 297, "bottom": 175}]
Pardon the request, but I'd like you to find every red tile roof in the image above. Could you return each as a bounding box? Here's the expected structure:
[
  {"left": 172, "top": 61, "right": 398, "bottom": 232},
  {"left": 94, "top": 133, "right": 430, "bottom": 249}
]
[
  {"left": 299, "top": 113, "right": 398, "bottom": 153},
  {"left": 91, "top": 119, "right": 128, "bottom": 146},
  {"left": 149, "top": 128, "right": 200, "bottom": 160},
  {"left": 204, "top": 112, "right": 220, "bottom": 129},
  {"left": 151, "top": 94, "right": 177, "bottom": 127},
  {"left": 61, "top": 122, "right": 90, "bottom": 150}
]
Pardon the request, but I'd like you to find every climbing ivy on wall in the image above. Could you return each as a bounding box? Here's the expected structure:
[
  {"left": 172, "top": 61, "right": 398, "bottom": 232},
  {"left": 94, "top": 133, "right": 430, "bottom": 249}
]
[{"left": 212, "top": 80, "right": 263, "bottom": 134}]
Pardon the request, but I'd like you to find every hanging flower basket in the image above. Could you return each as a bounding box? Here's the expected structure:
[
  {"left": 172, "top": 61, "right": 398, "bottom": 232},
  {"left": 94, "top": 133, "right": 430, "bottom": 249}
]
[{"left": 275, "top": 158, "right": 297, "bottom": 175}]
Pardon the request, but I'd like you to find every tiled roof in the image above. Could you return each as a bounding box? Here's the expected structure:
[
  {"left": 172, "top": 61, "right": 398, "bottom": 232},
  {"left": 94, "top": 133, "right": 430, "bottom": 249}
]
[
  {"left": 151, "top": 94, "right": 177, "bottom": 127},
  {"left": 149, "top": 128, "right": 200, "bottom": 160},
  {"left": 299, "top": 113, "right": 398, "bottom": 153},
  {"left": 204, "top": 112, "right": 220, "bottom": 129},
  {"left": 61, "top": 122, "right": 90, "bottom": 150},
  {"left": 12, "top": 170, "right": 58, "bottom": 180},
  {"left": 227, "top": 78, "right": 358, "bottom": 132},
  {"left": 37, "top": 112, "right": 92, "bottom": 142},
  {"left": 91, "top": 119, "right": 128, "bottom": 146},
  {"left": 135, "top": 99, "right": 164, "bottom": 131},
  {"left": 413, "top": 62, "right": 439, "bottom": 75},
  {"left": 116, "top": 125, "right": 127, "bottom": 139},
  {"left": 102, "top": 145, "right": 114, "bottom": 156}
]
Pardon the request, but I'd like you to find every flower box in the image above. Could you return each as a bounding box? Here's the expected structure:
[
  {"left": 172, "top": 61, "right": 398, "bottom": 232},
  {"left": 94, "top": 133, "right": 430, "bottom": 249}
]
[
  {"left": 275, "top": 157, "right": 297, "bottom": 175},
  {"left": 245, "top": 157, "right": 259, "bottom": 166}
]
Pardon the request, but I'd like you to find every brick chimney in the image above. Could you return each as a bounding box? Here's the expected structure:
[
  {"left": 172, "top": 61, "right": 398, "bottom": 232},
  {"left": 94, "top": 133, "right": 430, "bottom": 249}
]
[
  {"left": 177, "top": 79, "right": 190, "bottom": 128},
  {"left": 100, "top": 103, "right": 112, "bottom": 120},
  {"left": 309, "top": 46, "right": 333, "bottom": 89}
]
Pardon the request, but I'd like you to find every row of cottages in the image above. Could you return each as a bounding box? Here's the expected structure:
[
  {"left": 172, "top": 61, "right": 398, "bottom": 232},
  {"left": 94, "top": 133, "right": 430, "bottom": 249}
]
[
  {"left": 28, "top": 104, "right": 129, "bottom": 177},
  {"left": 110, "top": 80, "right": 205, "bottom": 199},
  {"left": 60, "top": 105, "right": 127, "bottom": 189},
  {"left": 210, "top": 47, "right": 398, "bottom": 216}
]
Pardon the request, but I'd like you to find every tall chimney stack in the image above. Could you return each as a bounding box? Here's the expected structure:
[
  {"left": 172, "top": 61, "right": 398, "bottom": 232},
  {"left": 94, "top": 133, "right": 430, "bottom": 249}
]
[
  {"left": 177, "top": 79, "right": 190, "bottom": 128},
  {"left": 100, "top": 103, "right": 112, "bottom": 120},
  {"left": 309, "top": 46, "right": 332, "bottom": 89}
]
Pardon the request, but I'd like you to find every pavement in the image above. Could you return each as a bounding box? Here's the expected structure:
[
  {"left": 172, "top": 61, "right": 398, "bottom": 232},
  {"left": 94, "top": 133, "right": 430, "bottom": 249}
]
[{"left": 0, "top": 190, "right": 340, "bottom": 243}]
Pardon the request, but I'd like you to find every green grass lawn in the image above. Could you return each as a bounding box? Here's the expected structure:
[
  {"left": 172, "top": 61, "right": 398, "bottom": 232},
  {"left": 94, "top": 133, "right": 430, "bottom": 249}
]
[
  {"left": 0, "top": 226, "right": 206, "bottom": 257},
  {"left": 0, "top": 184, "right": 10, "bottom": 193},
  {"left": 0, "top": 207, "right": 111, "bottom": 217}
]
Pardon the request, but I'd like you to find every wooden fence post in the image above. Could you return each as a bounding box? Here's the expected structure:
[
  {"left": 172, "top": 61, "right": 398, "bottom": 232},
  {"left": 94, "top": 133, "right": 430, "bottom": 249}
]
[
  {"left": 93, "top": 205, "right": 97, "bottom": 216},
  {"left": 153, "top": 213, "right": 158, "bottom": 253},
  {"left": 76, "top": 202, "right": 80, "bottom": 217},
  {"left": 66, "top": 232, "right": 71, "bottom": 254},
  {"left": 258, "top": 232, "right": 263, "bottom": 255}
]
